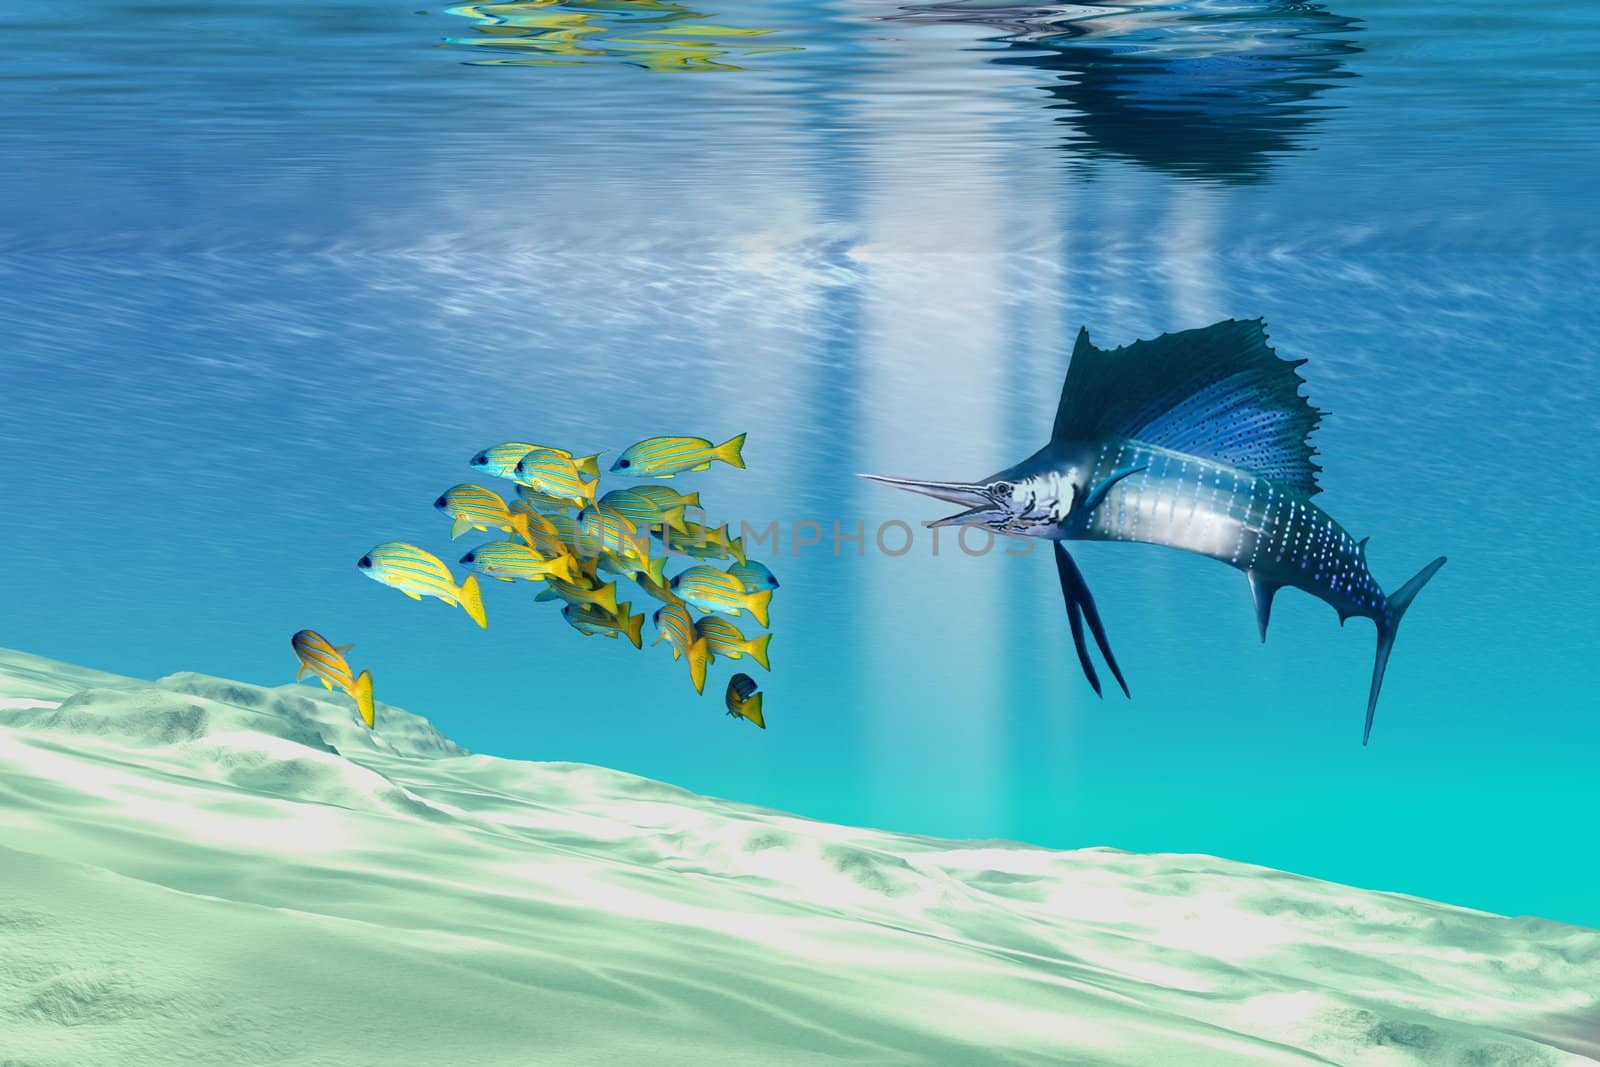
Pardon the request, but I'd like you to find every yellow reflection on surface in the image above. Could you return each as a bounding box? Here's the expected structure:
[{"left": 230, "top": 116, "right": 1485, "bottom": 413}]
[{"left": 445, "top": 0, "right": 798, "bottom": 71}]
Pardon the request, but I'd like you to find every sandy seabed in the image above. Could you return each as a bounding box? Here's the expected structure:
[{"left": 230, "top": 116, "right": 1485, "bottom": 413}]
[{"left": 0, "top": 647, "right": 1595, "bottom": 1066}]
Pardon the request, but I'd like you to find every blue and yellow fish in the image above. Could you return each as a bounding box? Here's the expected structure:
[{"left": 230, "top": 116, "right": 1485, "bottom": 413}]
[
  {"left": 727, "top": 560, "right": 779, "bottom": 593},
  {"left": 513, "top": 450, "right": 599, "bottom": 507},
  {"left": 290, "top": 630, "right": 376, "bottom": 729},
  {"left": 658, "top": 521, "right": 746, "bottom": 565},
  {"left": 634, "top": 571, "right": 685, "bottom": 608},
  {"left": 515, "top": 484, "right": 577, "bottom": 514},
  {"left": 509, "top": 509, "right": 581, "bottom": 561},
  {"left": 471, "top": 441, "right": 602, "bottom": 481},
  {"left": 596, "top": 488, "right": 691, "bottom": 534},
  {"left": 670, "top": 565, "right": 771, "bottom": 626},
  {"left": 460, "top": 541, "right": 580, "bottom": 584},
  {"left": 563, "top": 602, "right": 645, "bottom": 648},
  {"left": 434, "top": 483, "right": 532, "bottom": 542},
  {"left": 610, "top": 434, "right": 745, "bottom": 478},
  {"left": 725, "top": 673, "right": 765, "bottom": 728},
  {"left": 575, "top": 507, "right": 667, "bottom": 585},
  {"left": 693, "top": 616, "right": 771, "bottom": 671},
  {"left": 357, "top": 542, "right": 488, "bottom": 629},
  {"left": 629, "top": 485, "right": 702, "bottom": 514},
  {"left": 536, "top": 575, "right": 621, "bottom": 616},
  {"left": 652, "top": 604, "right": 711, "bottom": 693}
]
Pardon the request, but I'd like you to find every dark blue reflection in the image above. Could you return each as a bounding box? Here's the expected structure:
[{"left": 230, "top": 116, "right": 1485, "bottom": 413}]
[{"left": 891, "top": 0, "right": 1362, "bottom": 182}]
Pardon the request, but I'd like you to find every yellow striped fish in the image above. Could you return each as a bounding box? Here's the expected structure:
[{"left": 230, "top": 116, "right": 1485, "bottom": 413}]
[
  {"left": 596, "top": 488, "right": 690, "bottom": 534},
  {"left": 727, "top": 559, "right": 779, "bottom": 593},
  {"left": 725, "top": 672, "right": 765, "bottom": 729},
  {"left": 659, "top": 521, "right": 747, "bottom": 565},
  {"left": 693, "top": 616, "right": 771, "bottom": 671},
  {"left": 652, "top": 604, "right": 711, "bottom": 694},
  {"left": 669, "top": 565, "right": 771, "bottom": 626},
  {"left": 634, "top": 571, "right": 685, "bottom": 608},
  {"left": 357, "top": 542, "right": 488, "bottom": 629},
  {"left": 510, "top": 508, "right": 580, "bottom": 560},
  {"left": 513, "top": 450, "right": 599, "bottom": 507},
  {"left": 514, "top": 484, "right": 577, "bottom": 513},
  {"left": 460, "top": 541, "right": 580, "bottom": 584},
  {"left": 630, "top": 486, "right": 702, "bottom": 513},
  {"left": 576, "top": 507, "right": 667, "bottom": 585},
  {"left": 434, "top": 483, "right": 532, "bottom": 542},
  {"left": 610, "top": 434, "right": 745, "bottom": 478},
  {"left": 535, "top": 575, "right": 621, "bottom": 616},
  {"left": 471, "top": 441, "right": 602, "bottom": 481},
  {"left": 563, "top": 602, "right": 645, "bottom": 648},
  {"left": 290, "top": 629, "right": 376, "bottom": 729}
]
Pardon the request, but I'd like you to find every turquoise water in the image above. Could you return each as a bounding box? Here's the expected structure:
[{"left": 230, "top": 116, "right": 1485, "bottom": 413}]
[{"left": 3, "top": 0, "right": 1597, "bottom": 927}]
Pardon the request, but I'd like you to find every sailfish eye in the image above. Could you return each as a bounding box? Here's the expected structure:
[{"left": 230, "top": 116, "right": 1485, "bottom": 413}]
[{"left": 991, "top": 482, "right": 1013, "bottom": 500}]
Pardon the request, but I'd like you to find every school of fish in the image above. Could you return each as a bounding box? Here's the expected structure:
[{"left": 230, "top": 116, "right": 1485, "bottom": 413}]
[{"left": 295, "top": 433, "right": 771, "bottom": 730}]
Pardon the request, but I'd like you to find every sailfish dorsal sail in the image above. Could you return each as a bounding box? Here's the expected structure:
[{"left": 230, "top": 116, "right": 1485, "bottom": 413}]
[{"left": 1051, "top": 318, "right": 1326, "bottom": 498}]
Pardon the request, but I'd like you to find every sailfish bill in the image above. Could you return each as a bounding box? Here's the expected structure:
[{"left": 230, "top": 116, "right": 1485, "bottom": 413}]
[{"left": 862, "top": 318, "right": 1445, "bottom": 744}]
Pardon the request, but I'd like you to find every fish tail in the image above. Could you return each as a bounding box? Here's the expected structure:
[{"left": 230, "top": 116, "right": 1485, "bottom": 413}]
[
  {"left": 352, "top": 670, "right": 375, "bottom": 729},
  {"left": 458, "top": 573, "right": 489, "bottom": 629},
  {"left": 1364, "top": 556, "right": 1447, "bottom": 745},
  {"left": 622, "top": 612, "right": 644, "bottom": 650},
  {"left": 745, "top": 588, "right": 772, "bottom": 628},
  {"left": 509, "top": 511, "right": 533, "bottom": 547},
  {"left": 682, "top": 491, "right": 702, "bottom": 509},
  {"left": 575, "top": 453, "right": 603, "bottom": 480},
  {"left": 579, "top": 477, "right": 600, "bottom": 505},
  {"left": 642, "top": 554, "right": 668, "bottom": 588},
  {"left": 542, "top": 553, "right": 572, "bottom": 584},
  {"left": 742, "top": 693, "right": 765, "bottom": 729},
  {"left": 663, "top": 505, "right": 689, "bottom": 534},
  {"left": 747, "top": 632, "right": 771, "bottom": 672},
  {"left": 687, "top": 637, "right": 710, "bottom": 694},
  {"left": 715, "top": 433, "right": 747, "bottom": 470},
  {"left": 595, "top": 584, "right": 620, "bottom": 617},
  {"left": 728, "top": 535, "right": 747, "bottom": 566}
]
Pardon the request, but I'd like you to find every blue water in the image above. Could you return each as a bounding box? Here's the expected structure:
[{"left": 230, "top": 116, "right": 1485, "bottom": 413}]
[{"left": 3, "top": 0, "right": 1597, "bottom": 927}]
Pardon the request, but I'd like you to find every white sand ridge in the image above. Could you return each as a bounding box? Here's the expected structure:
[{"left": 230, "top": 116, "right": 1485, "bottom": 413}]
[{"left": 0, "top": 646, "right": 1596, "bottom": 1066}]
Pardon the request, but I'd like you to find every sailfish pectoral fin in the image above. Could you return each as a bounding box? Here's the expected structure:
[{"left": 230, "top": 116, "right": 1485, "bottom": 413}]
[
  {"left": 1053, "top": 543, "right": 1131, "bottom": 699},
  {"left": 1077, "top": 465, "right": 1148, "bottom": 520}
]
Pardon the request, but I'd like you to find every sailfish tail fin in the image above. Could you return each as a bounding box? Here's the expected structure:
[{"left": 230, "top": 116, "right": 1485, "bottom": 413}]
[{"left": 1365, "top": 556, "right": 1447, "bottom": 745}]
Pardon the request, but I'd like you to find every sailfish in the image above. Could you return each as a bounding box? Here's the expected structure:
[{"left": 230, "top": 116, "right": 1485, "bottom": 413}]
[{"left": 862, "top": 319, "right": 1445, "bottom": 744}]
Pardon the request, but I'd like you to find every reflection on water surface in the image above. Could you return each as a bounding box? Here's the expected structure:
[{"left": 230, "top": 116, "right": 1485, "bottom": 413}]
[
  {"left": 444, "top": 0, "right": 799, "bottom": 70},
  {"left": 890, "top": 0, "right": 1361, "bottom": 181}
]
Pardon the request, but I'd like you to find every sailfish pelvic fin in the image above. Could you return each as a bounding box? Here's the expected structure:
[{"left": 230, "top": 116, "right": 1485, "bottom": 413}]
[
  {"left": 1246, "top": 571, "right": 1280, "bottom": 643},
  {"left": 1053, "top": 543, "right": 1130, "bottom": 699}
]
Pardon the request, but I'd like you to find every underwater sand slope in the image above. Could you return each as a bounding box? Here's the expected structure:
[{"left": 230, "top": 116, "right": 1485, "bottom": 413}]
[{"left": 0, "top": 647, "right": 1595, "bottom": 1067}]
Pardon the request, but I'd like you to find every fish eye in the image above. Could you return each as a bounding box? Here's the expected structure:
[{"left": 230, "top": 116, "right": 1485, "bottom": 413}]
[
  {"left": 357, "top": 556, "right": 372, "bottom": 569},
  {"left": 434, "top": 495, "right": 448, "bottom": 509},
  {"left": 992, "top": 481, "right": 1013, "bottom": 499},
  {"left": 462, "top": 553, "right": 475, "bottom": 563},
  {"left": 618, "top": 459, "right": 631, "bottom": 468},
  {"left": 471, "top": 452, "right": 487, "bottom": 466}
]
